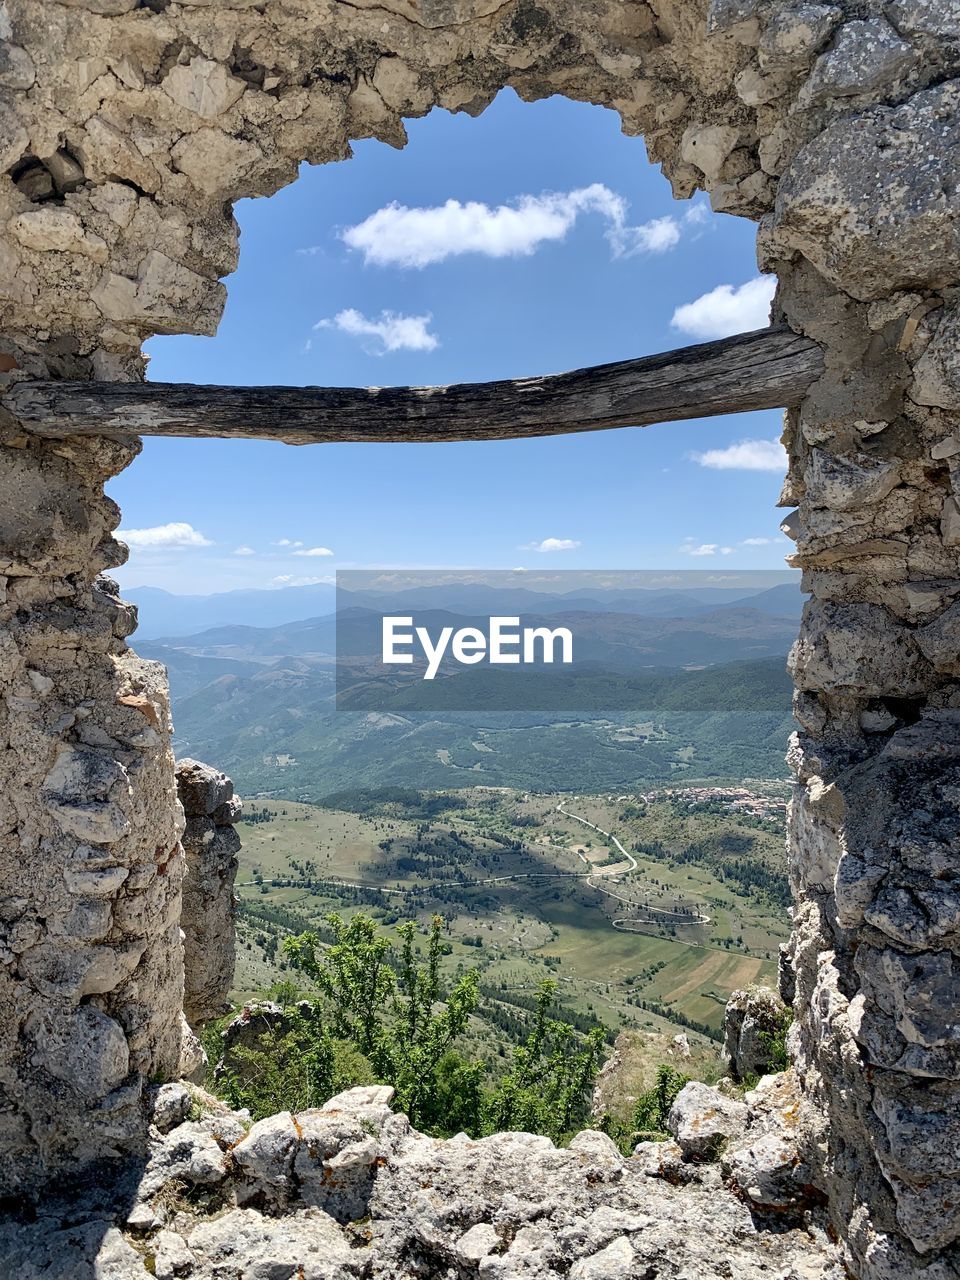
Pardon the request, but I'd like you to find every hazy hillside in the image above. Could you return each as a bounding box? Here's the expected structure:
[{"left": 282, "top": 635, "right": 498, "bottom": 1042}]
[
  {"left": 128, "top": 577, "right": 803, "bottom": 639},
  {"left": 135, "top": 580, "right": 801, "bottom": 797}
]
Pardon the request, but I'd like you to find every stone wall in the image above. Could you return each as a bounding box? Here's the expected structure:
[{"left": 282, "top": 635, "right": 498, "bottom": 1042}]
[
  {"left": 0, "top": 0, "right": 958, "bottom": 1274},
  {"left": 0, "top": 440, "right": 188, "bottom": 1193},
  {"left": 176, "top": 757, "right": 241, "bottom": 1028}
]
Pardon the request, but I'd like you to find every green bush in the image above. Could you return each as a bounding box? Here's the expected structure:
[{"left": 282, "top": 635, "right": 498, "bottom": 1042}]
[
  {"left": 209, "top": 912, "right": 604, "bottom": 1144},
  {"left": 632, "top": 1064, "right": 690, "bottom": 1140}
]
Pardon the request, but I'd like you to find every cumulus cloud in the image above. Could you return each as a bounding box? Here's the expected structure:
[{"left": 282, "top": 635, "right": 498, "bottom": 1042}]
[
  {"left": 520, "top": 537, "right": 582, "bottom": 553},
  {"left": 315, "top": 308, "right": 438, "bottom": 354},
  {"left": 119, "top": 522, "right": 213, "bottom": 550},
  {"left": 740, "top": 536, "right": 785, "bottom": 546},
  {"left": 681, "top": 541, "right": 735, "bottom": 557},
  {"left": 292, "top": 546, "right": 335, "bottom": 558},
  {"left": 671, "top": 275, "right": 776, "bottom": 339},
  {"left": 340, "top": 184, "right": 681, "bottom": 269},
  {"left": 233, "top": 545, "right": 255, "bottom": 556},
  {"left": 692, "top": 438, "right": 787, "bottom": 472},
  {"left": 274, "top": 539, "right": 303, "bottom": 548}
]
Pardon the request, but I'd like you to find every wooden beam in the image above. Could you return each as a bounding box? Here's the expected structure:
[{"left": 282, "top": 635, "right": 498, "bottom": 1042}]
[{"left": 2, "top": 326, "right": 822, "bottom": 445}]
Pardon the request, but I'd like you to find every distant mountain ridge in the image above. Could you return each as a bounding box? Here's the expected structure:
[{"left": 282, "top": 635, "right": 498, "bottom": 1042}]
[
  {"left": 128, "top": 578, "right": 802, "bottom": 796},
  {"left": 126, "top": 578, "right": 803, "bottom": 639}
]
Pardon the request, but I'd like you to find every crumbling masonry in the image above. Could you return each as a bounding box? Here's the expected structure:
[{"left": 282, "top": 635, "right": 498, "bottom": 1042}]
[{"left": 0, "top": 0, "right": 958, "bottom": 1276}]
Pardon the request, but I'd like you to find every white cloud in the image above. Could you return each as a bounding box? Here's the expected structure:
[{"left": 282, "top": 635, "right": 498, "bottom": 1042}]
[
  {"left": 741, "top": 536, "right": 786, "bottom": 546},
  {"left": 671, "top": 275, "right": 776, "bottom": 340},
  {"left": 692, "top": 437, "right": 787, "bottom": 473},
  {"left": 269, "top": 574, "right": 333, "bottom": 588},
  {"left": 340, "top": 184, "right": 680, "bottom": 269},
  {"left": 681, "top": 542, "right": 735, "bottom": 557},
  {"left": 683, "top": 201, "right": 711, "bottom": 227},
  {"left": 292, "top": 546, "right": 334, "bottom": 558},
  {"left": 233, "top": 545, "right": 255, "bottom": 556},
  {"left": 520, "top": 537, "right": 582, "bottom": 553},
  {"left": 273, "top": 539, "right": 303, "bottom": 548},
  {"left": 119, "top": 522, "right": 213, "bottom": 550},
  {"left": 315, "top": 308, "right": 438, "bottom": 354}
]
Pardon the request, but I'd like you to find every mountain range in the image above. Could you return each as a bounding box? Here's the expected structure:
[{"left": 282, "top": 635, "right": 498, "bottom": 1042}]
[
  {"left": 129, "top": 579, "right": 803, "bottom": 798},
  {"left": 126, "top": 579, "right": 803, "bottom": 639}
]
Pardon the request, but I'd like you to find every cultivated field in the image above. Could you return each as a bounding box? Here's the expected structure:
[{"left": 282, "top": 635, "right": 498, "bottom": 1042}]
[{"left": 231, "top": 786, "right": 789, "bottom": 1059}]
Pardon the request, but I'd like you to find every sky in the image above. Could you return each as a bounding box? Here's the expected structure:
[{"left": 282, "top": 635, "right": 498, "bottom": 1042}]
[{"left": 110, "top": 90, "right": 791, "bottom": 597}]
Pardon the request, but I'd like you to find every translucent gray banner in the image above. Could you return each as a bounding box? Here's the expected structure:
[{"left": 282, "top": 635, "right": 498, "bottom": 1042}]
[{"left": 335, "top": 569, "right": 801, "bottom": 715}]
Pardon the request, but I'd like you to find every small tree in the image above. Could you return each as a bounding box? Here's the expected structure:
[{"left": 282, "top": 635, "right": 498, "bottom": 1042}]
[
  {"left": 283, "top": 913, "right": 481, "bottom": 1131},
  {"left": 632, "top": 1063, "right": 689, "bottom": 1139},
  {"left": 484, "top": 981, "right": 605, "bottom": 1143}
]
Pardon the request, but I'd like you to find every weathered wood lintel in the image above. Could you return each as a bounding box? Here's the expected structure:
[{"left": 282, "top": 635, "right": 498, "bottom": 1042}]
[{"left": 1, "top": 326, "right": 822, "bottom": 445}]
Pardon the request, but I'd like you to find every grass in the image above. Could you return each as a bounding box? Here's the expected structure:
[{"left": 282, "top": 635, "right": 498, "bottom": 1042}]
[{"left": 231, "top": 787, "right": 787, "bottom": 1054}]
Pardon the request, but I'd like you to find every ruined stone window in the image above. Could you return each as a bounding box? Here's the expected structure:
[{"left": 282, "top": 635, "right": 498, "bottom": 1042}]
[{"left": 1, "top": 3, "right": 958, "bottom": 1277}]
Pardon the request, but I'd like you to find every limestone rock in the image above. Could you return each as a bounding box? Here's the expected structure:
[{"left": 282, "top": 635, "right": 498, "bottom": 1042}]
[
  {"left": 632, "top": 1137, "right": 698, "bottom": 1184},
  {"left": 853, "top": 944, "right": 960, "bottom": 1080},
  {"left": 680, "top": 123, "right": 741, "bottom": 182},
  {"left": 137, "top": 1121, "right": 229, "bottom": 1198},
  {"left": 913, "top": 300, "right": 960, "bottom": 410},
  {"left": 170, "top": 129, "right": 267, "bottom": 199},
  {"left": 162, "top": 58, "right": 246, "bottom": 119},
  {"left": 774, "top": 82, "right": 960, "bottom": 300},
  {"left": 916, "top": 602, "right": 960, "bottom": 675},
  {"left": 187, "top": 1208, "right": 354, "bottom": 1280},
  {"left": 456, "top": 1221, "right": 501, "bottom": 1262},
  {"left": 40, "top": 745, "right": 132, "bottom": 844},
  {"left": 667, "top": 1082, "right": 748, "bottom": 1160},
  {"left": 33, "top": 1004, "right": 129, "bottom": 1099},
  {"left": 0, "top": 1089, "right": 850, "bottom": 1278},
  {"left": 942, "top": 496, "right": 960, "bottom": 547},
  {"left": 0, "top": 97, "right": 28, "bottom": 172},
  {"left": 233, "top": 1110, "right": 301, "bottom": 1207},
  {"left": 0, "top": 43, "right": 35, "bottom": 91},
  {"left": 44, "top": 149, "right": 85, "bottom": 194},
  {"left": 149, "top": 1082, "right": 193, "bottom": 1132},
  {"left": 10, "top": 209, "right": 107, "bottom": 262},
  {"left": 178, "top": 758, "right": 241, "bottom": 1026},
  {"left": 880, "top": 710, "right": 960, "bottom": 761},
  {"left": 570, "top": 1236, "right": 635, "bottom": 1279},
  {"left": 723, "top": 987, "right": 788, "bottom": 1081},
  {"left": 706, "top": 0, "right": 761, "bottom": 34},
  {"left": 888, "top": 0, "right": 960, "bottom": 39},
  {"left": 802, "top": 19, "right": 918, "bottom": 104},
  {"left": 807, "top": 448, "right": 900, "bottom": 511},
  {"left": 789, "top": 601, "right": 925, "bottom": 695},
  {"left": 176, "top": 758, "right": 234, "bottom": 815},
  {"left": 758, "top": 4, "right": 841, "bottom": 69},
  {"left": 726, "top": 1131, "right": 811, "bottom": 1209}
]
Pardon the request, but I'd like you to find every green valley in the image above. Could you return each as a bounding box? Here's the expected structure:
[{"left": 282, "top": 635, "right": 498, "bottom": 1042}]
[{"left": 228, "top": 784, "right": 790, "bottom": 1119}]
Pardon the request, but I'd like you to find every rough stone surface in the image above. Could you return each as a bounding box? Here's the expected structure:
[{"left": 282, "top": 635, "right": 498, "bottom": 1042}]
[
  {"left": 723, "top": 985, "right": 789, "bottom": 1081},
  {"left": 0, "top": 2, "right": 959, "bottom": 1277},
  {"left": 0, "top": 434, "right": 188, "bottom": 1196},
  {"left": 0, "top": 1086, "right": 846, "bottom": 1279},
  {"left": 176, "top": 759, "right": 241, "bottom": 1026},
  {"left": 667, "top": 1081, "right": 749, "bottom": 1159}
]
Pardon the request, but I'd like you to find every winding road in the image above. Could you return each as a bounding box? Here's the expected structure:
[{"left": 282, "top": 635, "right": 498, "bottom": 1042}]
[{"left": 238, "top": 797, "right": 710, "bottom": 929}]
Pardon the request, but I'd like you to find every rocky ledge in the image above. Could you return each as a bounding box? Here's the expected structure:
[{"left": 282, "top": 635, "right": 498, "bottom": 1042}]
[{"left": 1, "top": 1074, "right": 841, "bottom": 1280}]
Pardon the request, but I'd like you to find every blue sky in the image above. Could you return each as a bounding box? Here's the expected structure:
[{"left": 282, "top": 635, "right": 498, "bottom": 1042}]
[{"left": 110, "top": 90, "right": 790, "bottom": 596}]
